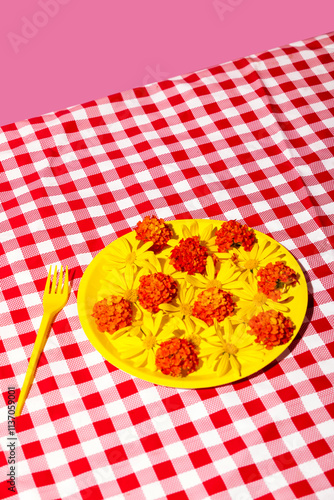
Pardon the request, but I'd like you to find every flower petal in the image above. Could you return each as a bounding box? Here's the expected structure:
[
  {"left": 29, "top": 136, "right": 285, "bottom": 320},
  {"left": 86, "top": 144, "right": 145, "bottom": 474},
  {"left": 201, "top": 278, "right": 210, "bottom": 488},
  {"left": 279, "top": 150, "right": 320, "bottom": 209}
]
[{"left": 217, "top": 353, "right": 231, "bottom": 376}]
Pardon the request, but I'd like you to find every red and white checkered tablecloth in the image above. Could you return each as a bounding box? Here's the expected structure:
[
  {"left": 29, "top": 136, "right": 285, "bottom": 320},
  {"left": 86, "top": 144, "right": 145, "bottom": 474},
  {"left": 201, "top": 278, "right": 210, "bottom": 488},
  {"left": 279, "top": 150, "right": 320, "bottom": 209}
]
[{"left": 1, "top": 30, "right": 334, "bottom": 500}]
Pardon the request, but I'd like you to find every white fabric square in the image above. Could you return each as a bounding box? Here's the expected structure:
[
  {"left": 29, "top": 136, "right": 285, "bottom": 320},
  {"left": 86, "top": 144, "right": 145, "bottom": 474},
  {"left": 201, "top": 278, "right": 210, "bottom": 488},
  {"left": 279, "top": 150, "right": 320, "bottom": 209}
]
[
  {"left": 178, "top": 469, "right": 202, "bottom": 490},
  {"left": 233, "top": 417, "right": 257, "bottom": 436},
  {"left": 299, "top": 460, "right": 323, "bottom": 479},
  {"left": 248, "top": 443, "right": 272, "bottom": 463},
  {"left": 164, "top": 440, "right": 188, "bottom": 460},
  {"left": 263, "top": 471, "right": 289, "bottom": 492},
  {"left": 141, "top": 482, "right": 166, "bottom": 500}
]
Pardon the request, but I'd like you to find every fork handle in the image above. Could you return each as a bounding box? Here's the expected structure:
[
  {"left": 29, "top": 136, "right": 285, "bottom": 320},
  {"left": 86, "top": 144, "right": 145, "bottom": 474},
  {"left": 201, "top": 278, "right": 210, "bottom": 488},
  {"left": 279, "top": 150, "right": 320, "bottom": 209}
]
[{"left": 15, "top": 312, "right": 54, "bottom": 417}]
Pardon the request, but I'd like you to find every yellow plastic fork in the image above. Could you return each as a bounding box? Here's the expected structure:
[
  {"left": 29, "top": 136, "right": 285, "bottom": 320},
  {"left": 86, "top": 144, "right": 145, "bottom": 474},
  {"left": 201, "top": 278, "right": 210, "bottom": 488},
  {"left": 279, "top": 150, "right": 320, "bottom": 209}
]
[{"left": 15, "top": 265, "right": 69, "bottom": 417}]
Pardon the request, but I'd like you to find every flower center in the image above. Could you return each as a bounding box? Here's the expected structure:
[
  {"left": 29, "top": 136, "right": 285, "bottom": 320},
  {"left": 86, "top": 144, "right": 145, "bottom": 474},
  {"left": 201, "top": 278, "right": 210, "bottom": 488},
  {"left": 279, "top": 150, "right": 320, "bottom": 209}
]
[
  {"left": 143, "top": 335, "right": 157, "bottom": 350},
  {"left": 125, "top": 252, "right": 136, "bottom": 265},
  {"left": 225, "top": 343, "right": 238, "bottom": 355},
  {"left": 180, "top": 303, "right": 192, "bottom": 316},
  {"left": 253, "top": 292, "right": 268, "bottom": 306},
  {"left": 124, "top": 289, "right": 138, "bottom": 303},
  {"left": 206, "top": 279, "right": 222, "bottom": 289},
  {"left": 244, "top": 259, "right": 258, "bottom": 270}
]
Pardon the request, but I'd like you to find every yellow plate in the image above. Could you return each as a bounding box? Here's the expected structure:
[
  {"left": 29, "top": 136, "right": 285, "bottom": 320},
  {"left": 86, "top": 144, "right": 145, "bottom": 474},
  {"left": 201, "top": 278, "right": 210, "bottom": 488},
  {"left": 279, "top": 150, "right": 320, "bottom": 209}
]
[{"left": 77, "top": 219, "right": 308, "bottom": 388}]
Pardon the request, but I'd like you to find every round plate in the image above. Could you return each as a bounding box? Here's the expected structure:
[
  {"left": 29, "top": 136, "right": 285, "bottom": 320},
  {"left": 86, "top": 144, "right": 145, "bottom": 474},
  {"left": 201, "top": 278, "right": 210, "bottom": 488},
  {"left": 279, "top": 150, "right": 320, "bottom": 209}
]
[{"left": 77, "top": 219, "right": 308, "bottom": 388}]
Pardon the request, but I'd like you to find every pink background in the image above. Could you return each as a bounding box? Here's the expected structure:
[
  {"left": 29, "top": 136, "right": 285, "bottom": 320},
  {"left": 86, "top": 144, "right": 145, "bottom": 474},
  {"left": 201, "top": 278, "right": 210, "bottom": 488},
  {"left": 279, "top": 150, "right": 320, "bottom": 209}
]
[{"left": 0, "top": 0, "right": 333, "bottom": 127}]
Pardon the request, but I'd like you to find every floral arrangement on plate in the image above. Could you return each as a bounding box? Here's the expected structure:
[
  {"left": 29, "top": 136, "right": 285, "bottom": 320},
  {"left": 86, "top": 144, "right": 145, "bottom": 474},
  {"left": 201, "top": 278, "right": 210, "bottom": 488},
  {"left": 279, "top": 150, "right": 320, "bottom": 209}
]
[{"left": 90, "top": 216, "right": 302, "bottom": 382}]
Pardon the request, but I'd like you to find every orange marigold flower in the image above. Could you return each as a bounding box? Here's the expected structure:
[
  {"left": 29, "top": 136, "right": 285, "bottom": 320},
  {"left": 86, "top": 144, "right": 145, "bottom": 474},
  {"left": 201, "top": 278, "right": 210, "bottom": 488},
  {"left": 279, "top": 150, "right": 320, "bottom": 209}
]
[
  {"left": 248, "top": 310, "right": 295, "bottom": 350},
  {"left": 92, "top": 296, "right": 132, "bottom": 334},
  {"left": 192, "top": 287, "right": 235, "bottom": 325},
  {"left": 257, "top": 261, "right": 299, "bottom": 301},
  {"left": 215, "top": 220, "right": 256, "bottom": 252},
  {"left": 138, "top": 272, "right": 178, "bottom": 313},
  {"left": 155, "top": 338, "right": 199, "bottom": 377},
  {"left": 170, "top": 236, "right": 208, "bottom": 275},
  {"left": 134, "top": 215, "right": 173, "bottom": 253}
]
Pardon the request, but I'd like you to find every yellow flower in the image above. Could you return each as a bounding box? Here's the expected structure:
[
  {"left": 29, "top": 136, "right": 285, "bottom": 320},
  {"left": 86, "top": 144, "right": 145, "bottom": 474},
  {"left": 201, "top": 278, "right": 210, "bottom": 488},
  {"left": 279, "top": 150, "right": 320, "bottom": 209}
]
[
  {"left": 235, "top": 274, "right": 291, "bottom": 320},
  {"left": 99, "top": 265, "right": 145, "bottom": 303},
  {"left": 199, "top": 318, "right": 264, "bottom": 377},
  {"left": 105, "top": 236, "right": 156, "bottom": 272},
  {"left": 167, "top": 220, "right": 216, "bottom": 252},
  {"left": 186, "top": 256, "right": 242, "bottom": 292},
  {"left": 115, "top": 311, "right": 170, "bottom": 369},
  {"left": 159, "top": 281, "right": 195, "bottom": 318},
  {"left": 234, "top": 239, "right": 286, "bottom": 280}
]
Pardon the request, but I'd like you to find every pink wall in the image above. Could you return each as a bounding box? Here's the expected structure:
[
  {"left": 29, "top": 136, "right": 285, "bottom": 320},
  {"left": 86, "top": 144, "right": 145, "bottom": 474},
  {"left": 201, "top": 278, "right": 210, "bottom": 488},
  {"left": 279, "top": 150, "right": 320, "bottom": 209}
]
[{"left": 1, "top": 0, "right": 333, "bottom": 127}]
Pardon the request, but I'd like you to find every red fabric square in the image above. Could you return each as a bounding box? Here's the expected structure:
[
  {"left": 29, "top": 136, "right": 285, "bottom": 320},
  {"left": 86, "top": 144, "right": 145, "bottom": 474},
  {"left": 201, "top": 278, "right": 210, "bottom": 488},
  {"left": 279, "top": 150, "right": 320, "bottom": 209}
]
[
  {"left": 292, "top": 414, "right": 314, "bottom": 431},
  {"left": 325, "top": 469, "right": 334, "bottom": 486},
  {"left": 93, "top": 418, "right": 115, "bottom": 437},
  {"left": 47, "top": 403, "right": 69, "bottom": 421},
  {"left": 15, "top": 153, "right": 32, "bottom": 167},
  {"left": 204, "top": 102, "right": 221, "bottom": 115},
  {"left": 167, "top": 492, "right": 189, "bottom": 500},
  {"left": 116, "top": 380, "right": 138, "bottom": 399},
  {"left": 198, "top": 143, "right": 216, "bottom": 155},
  {"left": 154, "top": 461, "right": 177, "bottom": 480},
  {"left": 82, "top": 392, "right": 104, "bottom": 410},
  {"left": 22, "top": 441, "right": 44, "bottom": 459},
  {"left": 10, "top": 308, "right": 30, "bottom": 324},
  {"left": 290, "top": 480, "right": 314, "bottom": 498},
  {"left": 88, "top": 173, "right": 105, "bottom": 187},
  {"left": 189, "top": 449, "right": 212, "bottom": 468},
  {"left": 224, "top": 437, "right": 246, "bottom": 455},
  {"left": 128, "top": 407, "right": 150, "bottom": 425},
  {"left": 163, "top": 394, "right": 185, "bottom": 412},
  {"left": 171, "top": 150, "right": 189, "bottom": 162},
  {"left": 58, "top": 430, "right": 80, "bottom": 448},
  {"left": 244, "top": 399, "right": 266, "bottom": 416},
  {"left": 0, "top": 364, "right": 15, "bottom": 379},
  {"left": 69, "top": 457, "right": 91, "bottom": 476},
  {"left": 165, "top": 193, "right": 184, "bottom": 206},
  {"left": 265, "top": 362, "right": 285, "bottom": 379},
  {"left": 192, "top": 185, "right": 211, "bottom": 198},
  {"left": 308, "top": 439, "right": 331, "bottom": 458},
  {"left": 10, "top": 214, "right": 27, "bottom": 229},
  {"left": 274, "top": 452, "right": 297, "bottom": 471},
  {"left": 0, "top": 265, "right": 13, "bottom": 280},
  {"left": 294, "top": 351, "right": 316, "bottom": 368},
  {"left": 81, "top": 485, "right": 103, "bottom": 500},
  {"left": 72, "top": 368, "right": 93, "bottom": 385},
  {"left": 77, "top": 218, "right": 96, "bottom": 233},
  {"left": 63, "top": 121, "right": 79, "bottom": 134},
  {"left": 25, "top": 255, "right": 44, "bottom": 270},
  {"left": 141, "top": 433, "right": 163, "bottom": 452},
  {"left": 210, "top": 409, "right": 232, "bottom": 428},
  {"left": 117, "top": 473, "right": 140, "bottom": 493},
  {"left": 239, "top": 464, "right": 262, "bottom": 483},
  {"left": 37, "top": 376, "right": 58, "bottom": 394},
  {"left": 203, "top": 476, "right": 226, "bottom": 495},
  {"left": 310, "top": 375, "right": 332, "bottom": 392},
  {"left": 197, "top": 388, "right": 218, "bottom": 400},
  {"left": 106, "top": 445, "right": 127, "bottom": 464},
  {"left": 194, "top": 85, "right": 211, "bottom": 97},
  {"left": 32, "top": 470, "right": 55, "bottom": 487},
  {"left": 258, "top": 423, "right": 281, "bottom": 442},
  {"left": 277, "top": 386, "right": 299, "bottom": 402},
  {"left": 204, "top": 203, "right": 222, "bottom": 217},
  {"left": 176, "top": 422, "right": 198, "bottom": 440},
  {"left": 61, "top": 344, "right": 82, "bottom": 359}
]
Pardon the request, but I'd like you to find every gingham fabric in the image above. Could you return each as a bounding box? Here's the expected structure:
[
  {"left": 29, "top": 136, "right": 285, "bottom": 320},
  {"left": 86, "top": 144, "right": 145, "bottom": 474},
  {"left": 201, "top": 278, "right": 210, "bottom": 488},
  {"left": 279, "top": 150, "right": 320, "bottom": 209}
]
[{"left": 1, "top": 31, "right": 334, "bottom": 500}]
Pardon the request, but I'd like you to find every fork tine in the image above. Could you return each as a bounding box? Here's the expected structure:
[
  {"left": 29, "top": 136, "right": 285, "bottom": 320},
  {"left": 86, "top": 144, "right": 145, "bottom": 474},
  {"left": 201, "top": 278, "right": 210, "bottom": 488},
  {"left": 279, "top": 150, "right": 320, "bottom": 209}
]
[
  {"left": 57, "top": 266, "right": 63, "bottom": 293},
  {"left": 45, "top": 266, "right": 52, "bottom": 293},
  {"left": 51, "top": 265, "right": 57, "bottom": 293},
  {"left": 64, "top": 266, "right": 69, "bottom": 293}
]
